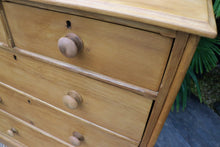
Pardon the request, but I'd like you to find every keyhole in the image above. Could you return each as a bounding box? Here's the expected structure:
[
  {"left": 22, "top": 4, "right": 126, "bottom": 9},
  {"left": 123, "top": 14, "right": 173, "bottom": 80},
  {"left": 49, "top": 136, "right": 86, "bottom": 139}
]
[
  {"left": 13, "top": 55, "right": 17, "bottom": 60},
  {"left": 66, "top": 20, "right": 71, "bottom": 29}
]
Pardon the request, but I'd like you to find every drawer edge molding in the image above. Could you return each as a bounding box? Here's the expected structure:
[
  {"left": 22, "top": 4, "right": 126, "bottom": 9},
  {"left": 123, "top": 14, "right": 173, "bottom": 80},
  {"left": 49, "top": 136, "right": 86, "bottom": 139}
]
[
  {"left": 0, "top": 81, "right": 139, "bottom": 145},
  {"left": 2, "top": 0, "right": 176, "bottom": 38},
  {"left": 0, "top": 2, "right": 14, "bottom": 47},
  {"left": 147, "top": 35, "right": 200, "bottom": 147},
  {"left": 3, "top": 2, "right": 173, "bottom": 92},
  {"left": 0, "top": 132, "right": 27, "bottom": 147},
  {"left": 140, "top": 32, "right": 190, "bottom": 146},
  {"left": 3, "top": 0, "right": 216, "bottom": 38},
  {"left": 7, "top": 46, "right": 158, "bottom": 99},
  {"left": 0, "top": 109, "right": 73, "bottom": 147}
]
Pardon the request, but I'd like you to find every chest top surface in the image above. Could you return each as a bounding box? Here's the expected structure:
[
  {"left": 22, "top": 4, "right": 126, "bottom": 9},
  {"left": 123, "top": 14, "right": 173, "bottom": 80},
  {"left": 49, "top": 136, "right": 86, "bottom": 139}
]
[{"left": 11, "top": 0, "right": 216, "bottom": 38}]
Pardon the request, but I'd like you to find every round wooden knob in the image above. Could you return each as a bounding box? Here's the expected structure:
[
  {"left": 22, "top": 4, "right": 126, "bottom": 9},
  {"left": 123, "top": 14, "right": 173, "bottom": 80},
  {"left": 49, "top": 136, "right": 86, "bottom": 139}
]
[
  {"left": 69, "top": 132, "right": 84, "bottom": 146},
  {"left": 69, "top": 136, "right": 80, "bottom": 146},
  {"left": 7, "top": 129, "right": 14, "bottom": 137},
  {"left": 63, "top": 90, "right": 83, "bottom": 109},
  {"left": 7, "top": 128, "right": 17, "bottom": 137},
  {"left": 58, "top": 33, "right": 83, "bottom": 58}
]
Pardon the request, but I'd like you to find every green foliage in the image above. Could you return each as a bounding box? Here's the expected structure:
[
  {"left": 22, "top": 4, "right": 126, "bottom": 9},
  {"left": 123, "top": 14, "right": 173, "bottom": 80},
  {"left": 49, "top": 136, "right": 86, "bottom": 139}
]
[
  {"left": 191, "top": 37, "right": 220, "bottom": 74},
  {"left": 214, "top": 0, "right": 220, "bottom": 18},
  {"left": 173, "top": 38, "right": 220, "bottom": 111},
  {"left": 172, "top": 0, "right": 220, "bottom": 112}
]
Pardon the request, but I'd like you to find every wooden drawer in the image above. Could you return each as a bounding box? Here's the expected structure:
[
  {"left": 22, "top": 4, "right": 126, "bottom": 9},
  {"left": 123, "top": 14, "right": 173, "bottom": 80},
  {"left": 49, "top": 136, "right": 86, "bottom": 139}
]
[
  {"left": 0, "top": 82, "right": 138, "bottom": 147},
  {"left": 0, "top": 131, "right": 28, "bottom": 147},
  {"left": 0, "top": 109, "right": 73, "bottom": 147},
  {"left": 3, "top": 2, "right": 173, "bottom": 91},
  {"left": 0, "top": 47, "right": 152, "bottom": 142}
]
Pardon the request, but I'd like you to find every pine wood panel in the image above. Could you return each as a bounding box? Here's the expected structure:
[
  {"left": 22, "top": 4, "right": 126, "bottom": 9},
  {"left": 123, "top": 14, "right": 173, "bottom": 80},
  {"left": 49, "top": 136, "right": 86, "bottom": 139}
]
[
  {"left": 0, "top": 82, "right": 138, "bottom": 147},
  {"left": 3, "top": 2, "right": 173, "bottom": 91},
  {"left": 146, "top": 35, "right": 200, "bottom": 147},
  {"left": 0, "top": 2, "right": 14, "bottom": 48},
  {"left": 13, "top": 46, "right": 158, "bottom": 99},
  {"left": 0, "top": 132, "right": 27, "bottom": 147},
  {"left": 0, "top": 14, "right": 7, "bottom": 45},
  {"left": 0, "top": 47, "right": 152, "bottom": 142},
  {"left": 2, "top": 0, "right": 177, "bottom": 38},
  {"left": 0, "top": 109, "right": 73, "bottom": 147},
  {"left": 140, "top": 32, "right": 189, "bottom": 146},
  {"left": 3, "top": 0, "right": 217, "bottom": 38}
]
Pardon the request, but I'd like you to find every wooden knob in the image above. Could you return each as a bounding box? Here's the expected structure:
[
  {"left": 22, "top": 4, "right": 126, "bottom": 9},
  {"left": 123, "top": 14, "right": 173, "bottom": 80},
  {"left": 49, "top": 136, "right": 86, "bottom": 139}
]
[
  {"left": 0, "top": 97, "right": 2, "bottom": 103},
  {"left": 69, "top": 132, "right": 84, "bottom": 146},
  {"left": 69, "top": 136, "right": 80, "bottom": 146},
  {"left": 7, "top": 130, "right": 14, "bottom": 137},
  {"left": 63, "top": 90, "right": 83, "bottom": 109},
  {"left": 7, "top": 128, "right": 18, "bottom": 137},
  {"left": 58, "top": 33, "right": 83, "bottom": 58}
]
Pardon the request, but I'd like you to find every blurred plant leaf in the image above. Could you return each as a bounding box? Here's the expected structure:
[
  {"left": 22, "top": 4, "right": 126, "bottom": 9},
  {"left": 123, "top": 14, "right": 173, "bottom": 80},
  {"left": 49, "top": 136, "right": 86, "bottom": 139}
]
[
  {"left": 214, "top": 0, "right": 220, "bottom": 18},
  {"left": 191, "top": 37, "right": 220, "bottom": 74}
]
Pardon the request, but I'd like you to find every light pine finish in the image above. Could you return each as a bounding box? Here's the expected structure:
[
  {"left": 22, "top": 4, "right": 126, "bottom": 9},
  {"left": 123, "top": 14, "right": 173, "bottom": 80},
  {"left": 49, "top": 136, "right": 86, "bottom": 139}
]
[
  {"left": 140, "top": 32, "right": 189, "bottom": 147},
  {"left": 13, "top": 46, "right": 158, "bottom": 99},
  {"left": 0, "top": 16, "right": 7, "bottom": 45},
  {"left": 0, "top": 2, "right": 14, "bottom": 48},
  {"left": 3, "top": 0, "right": 216, "bottom": 38},
  {"left": 0, "top": 6, "right": 7, "bottom": 45},
  {"left": 2, "top": 0, "right": 177, "bottom": 38},
  {"left": 3, "top": 2, "right": 173, "bottom": 92},
  {"left": 0, "top": 47, "right": 152, "bottom": 141},
  {"left": 0, "top": 82, "right": 138, "bottom": 147},
  {"left": 0, "top": 109, "right": 74, "bottom": 147},
  {"left": 147, "top": 35, "right": 200, "bottom": 147},
  {"left": 0, "top": 0, "right": 217, "bottom": 147},
  {"left": 0, "top": 132, "right": 28, "bottom": 147}
]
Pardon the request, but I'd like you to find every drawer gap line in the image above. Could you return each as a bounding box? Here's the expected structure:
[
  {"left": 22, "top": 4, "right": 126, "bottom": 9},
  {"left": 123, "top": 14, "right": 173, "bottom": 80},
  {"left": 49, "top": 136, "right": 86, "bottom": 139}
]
[{"left": 11, "top": 46, "right": 158, "bottom": 99}]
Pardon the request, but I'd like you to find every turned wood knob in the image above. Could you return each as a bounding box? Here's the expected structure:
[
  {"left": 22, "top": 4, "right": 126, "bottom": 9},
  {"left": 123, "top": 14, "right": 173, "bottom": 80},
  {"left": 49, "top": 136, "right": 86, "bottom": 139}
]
[
  {"left": 63, "top": 90, "right": 83, "bottom": 109},
  {"left": 69, "top": 132, "right": 84, "bottom": 146},
  {"left": 7, "top": 128, "right": 18, "bottom": 137},
  {"left": 58, "top": 33, "right": 83, "bottom": 58},
  {"left": 7, "top": 130, "right": 14, "bottom": 137}
]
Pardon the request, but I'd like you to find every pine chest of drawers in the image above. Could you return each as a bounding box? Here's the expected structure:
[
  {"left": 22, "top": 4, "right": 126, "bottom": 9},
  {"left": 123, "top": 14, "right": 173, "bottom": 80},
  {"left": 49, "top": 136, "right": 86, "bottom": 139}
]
[{"left": 0, "top": 0, "right": 217, "bottom": 147}]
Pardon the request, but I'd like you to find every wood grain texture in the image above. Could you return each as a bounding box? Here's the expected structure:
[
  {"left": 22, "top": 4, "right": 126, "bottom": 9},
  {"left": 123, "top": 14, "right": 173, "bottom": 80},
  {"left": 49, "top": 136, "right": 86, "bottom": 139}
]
[
  {"left": 13, "top": 47, "right": 157, "bottom": 99},
  {"left": 140, "top": 32, "right": 189, "bottom": 147},
  {"left": 0, "top": 82, "right": 138, "bottom": 147},
  {"left": 0, "top": 47, "right": 152, "bottom": 142},
  {"left": 147, "top": 35, "right": 200, "bottom": 147},
  {"left": 0, "top": 109, "right": 73, "bottom": 147},
  {"left": 3, "top": 0, "right": 217, "bottom": 38},
  {"left": 0, "top": 2, "right": 14, "bottom": 48},
  {"left": 0, "top": 132, "right": 27, "bottom": 147},
  {"left": 0, "top": 4, "right": 7, "bottom": 45},
  {"left": 3, "top": 2, "right": 173, "bottom": 91},
  {"left": 0, "top": 15, "right": 7, "bottom": 45},
  {"left": 2, "top": 0, "right": 176, "bottom": 38}
]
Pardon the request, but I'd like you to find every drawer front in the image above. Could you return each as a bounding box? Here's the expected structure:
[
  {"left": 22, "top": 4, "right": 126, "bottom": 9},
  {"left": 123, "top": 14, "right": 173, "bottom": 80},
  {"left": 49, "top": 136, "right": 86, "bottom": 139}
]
[
  {"left": 3, "top": 2, "right": 173, "bottom": 91},
  {"left": 0, "top": 109, "right": 72, "bottom": 147},
  {"left": 0, "top": 132, "right": 27, "bottom": 147},
  {"left": 0, "top": 47, "right": 152, "bottom": 141},
  {"left": 0, "top": 82, "right": 138, "bottom": 147}
]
